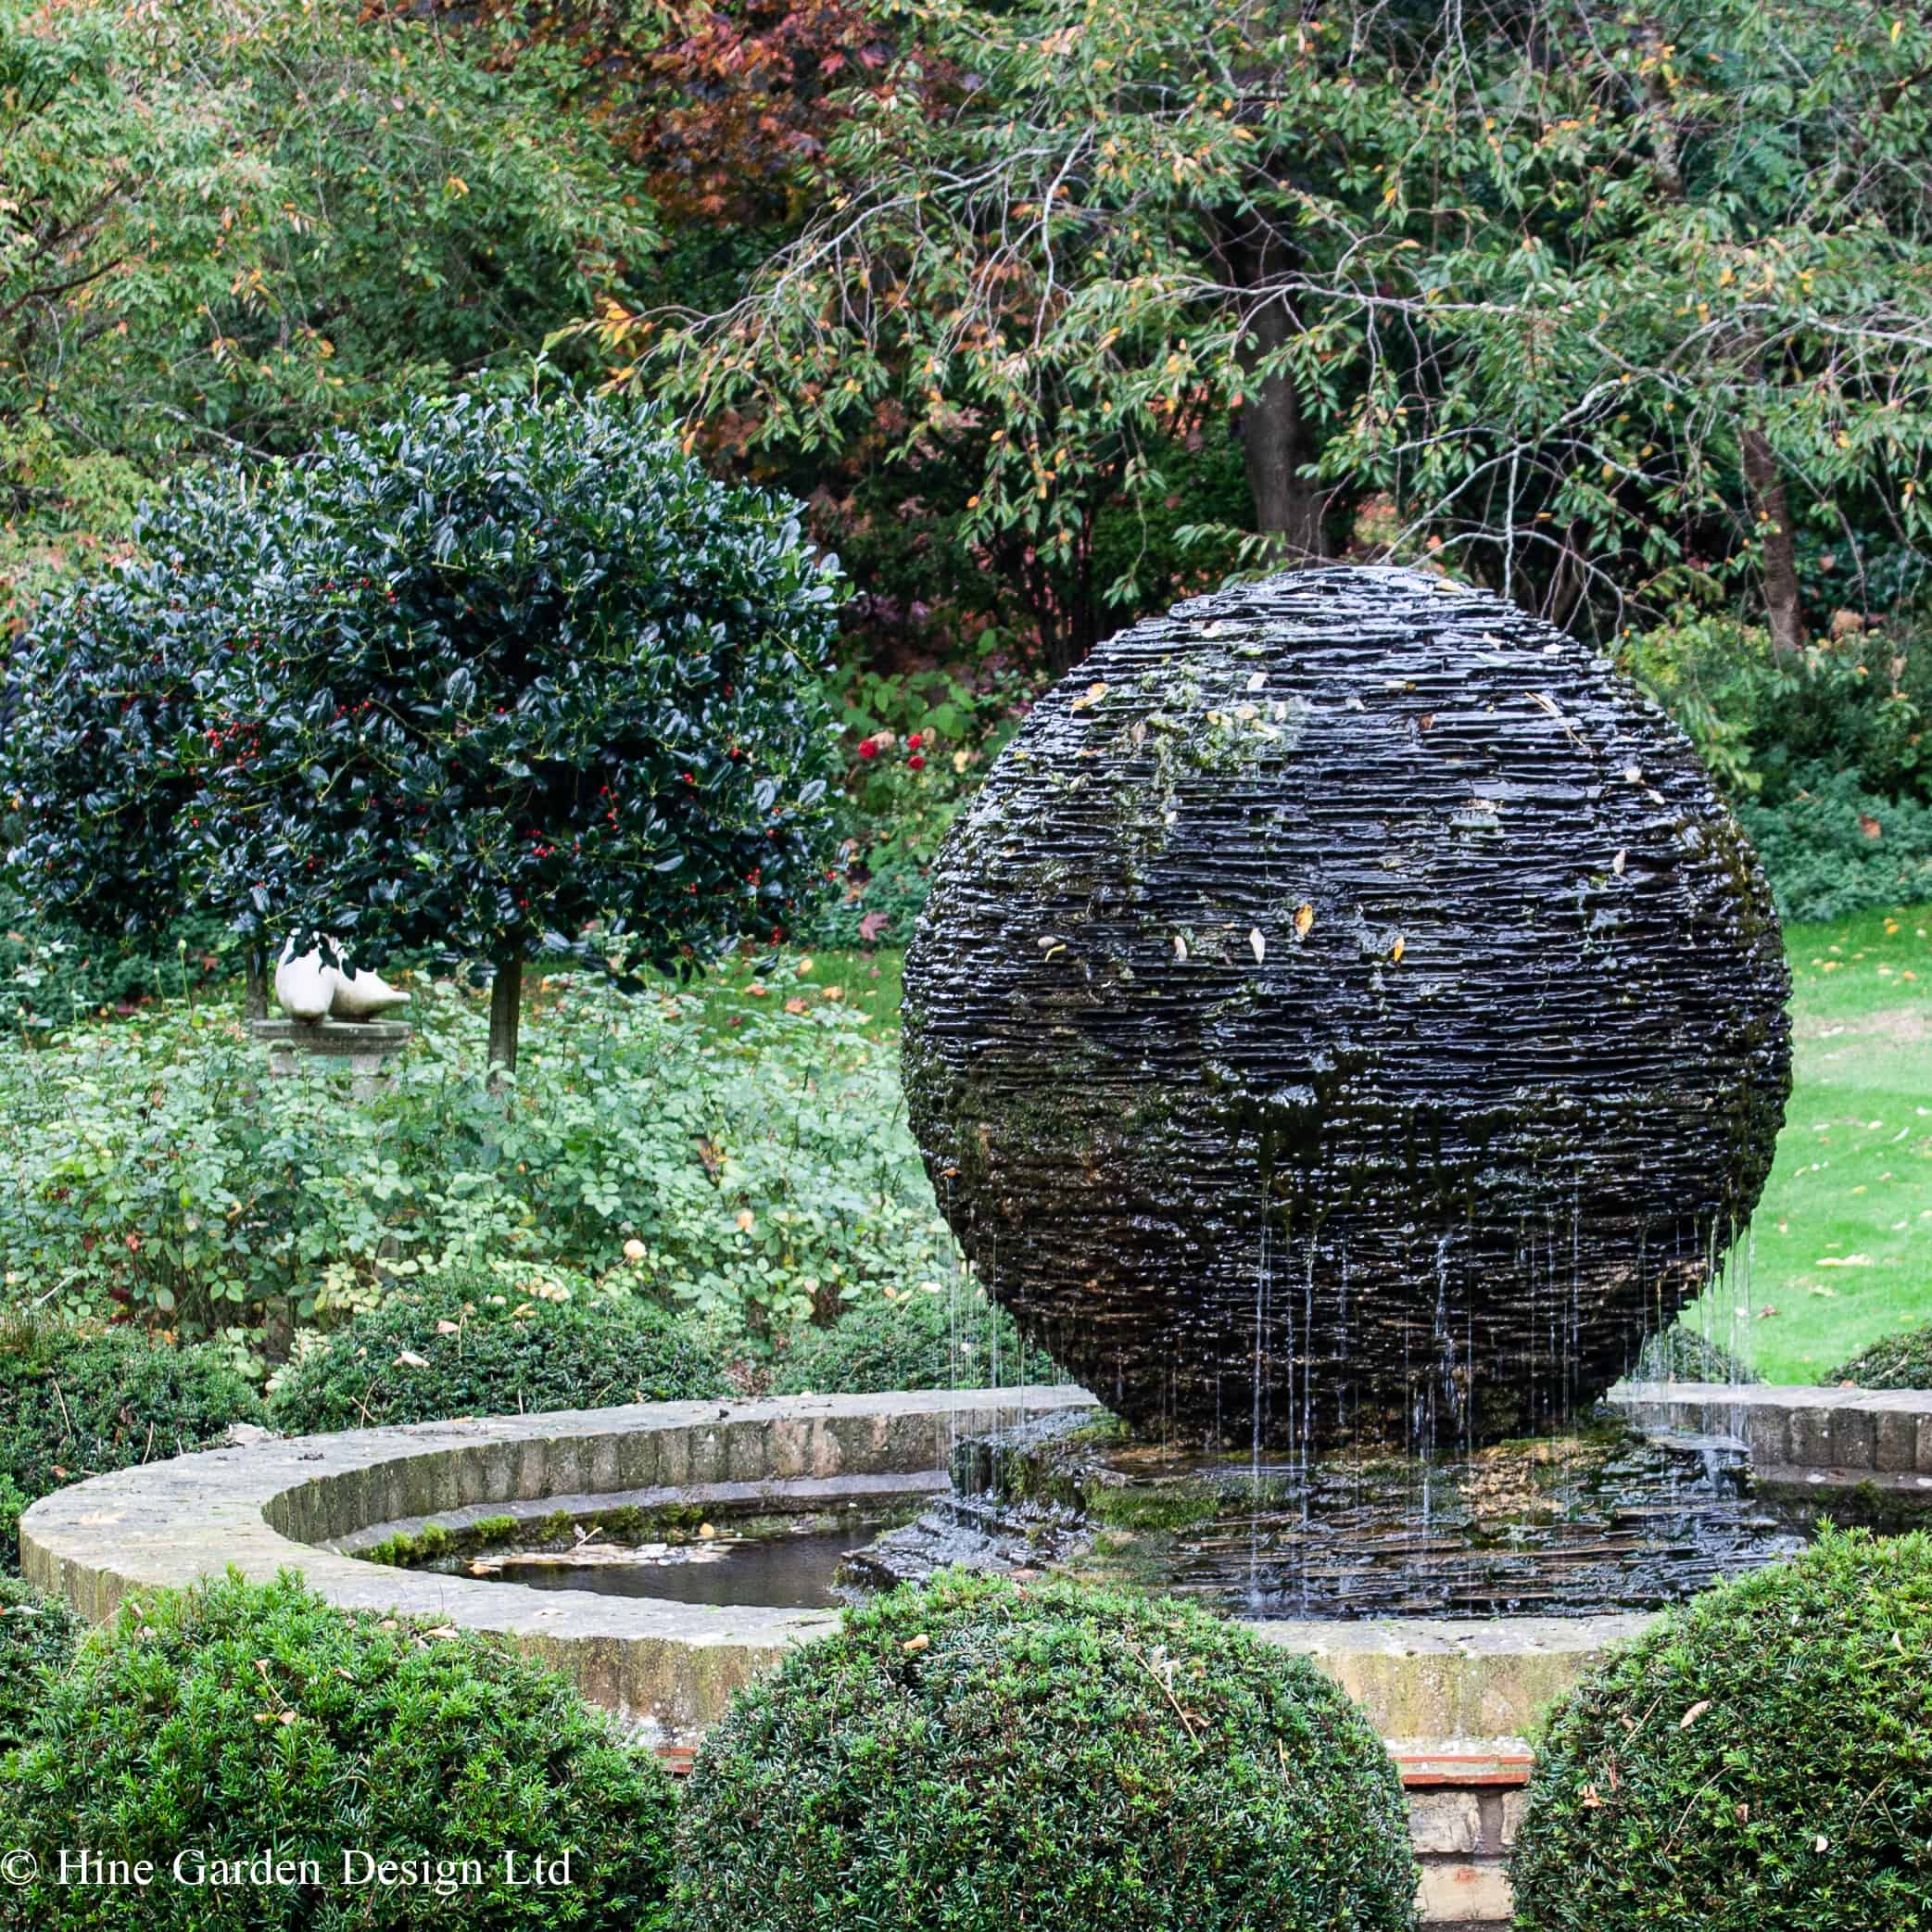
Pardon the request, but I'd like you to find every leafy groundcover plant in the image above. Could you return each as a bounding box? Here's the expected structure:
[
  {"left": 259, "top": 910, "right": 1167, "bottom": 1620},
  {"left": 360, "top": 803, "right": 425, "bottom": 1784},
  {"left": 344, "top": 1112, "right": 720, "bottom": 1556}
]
[
  {"left": 0, "top": 969, "right": 954, "bottom": 1340},
  {"left": 0, "top": 1320, "right": 260, "bottom": 1574},
  {"left": 1509, "top": 1526, "right": 1932, "bottom": 1931},
  {"left": 268, "top": 1272, "right": 729, "bottom": 1433},
  {"left": 676, "top": 1569, "right": 1419, "bottom": 1932},
  {"left": 0, "top": 1571, "right": 677, "bottom": 1931}
]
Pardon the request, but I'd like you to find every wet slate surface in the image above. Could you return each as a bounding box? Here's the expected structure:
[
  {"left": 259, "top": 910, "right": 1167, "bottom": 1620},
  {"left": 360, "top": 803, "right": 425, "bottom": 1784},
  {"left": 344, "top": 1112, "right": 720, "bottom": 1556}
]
[
  {"left": 903, "top": 567, "right": 1791, "bottom": 1450},
  {"left": 855, "top": 1417, "right": 1811, "bottom": 1622}
]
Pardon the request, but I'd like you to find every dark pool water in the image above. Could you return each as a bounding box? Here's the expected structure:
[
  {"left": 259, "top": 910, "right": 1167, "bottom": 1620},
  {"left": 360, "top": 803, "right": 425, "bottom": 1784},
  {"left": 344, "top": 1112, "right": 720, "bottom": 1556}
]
[{"left": 496, "top": 1525, "right": 873, "bottom": 1610}]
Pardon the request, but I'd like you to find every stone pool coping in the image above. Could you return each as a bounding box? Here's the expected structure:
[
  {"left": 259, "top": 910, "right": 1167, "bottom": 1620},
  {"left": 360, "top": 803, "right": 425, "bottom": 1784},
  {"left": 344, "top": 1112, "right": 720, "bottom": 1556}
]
[
  {"left": 22, "top": 1381, "right": 1664, "bottom": 1751},
  {"left": 1609, "top": 1378, "right": 1932, "bottom": 1486},
  {"left": 24, "top": 1380, "right": 1927, "bottom": 1728},
  {"left": 20, "top": 1388, "right": 1094, "bottom": 1737}
]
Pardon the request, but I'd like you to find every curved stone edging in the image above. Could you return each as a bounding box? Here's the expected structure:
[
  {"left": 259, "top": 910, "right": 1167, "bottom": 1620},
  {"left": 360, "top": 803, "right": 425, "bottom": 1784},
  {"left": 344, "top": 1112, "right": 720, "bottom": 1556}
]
[
  {"left": 20, "top": 1387, "right": 1094, "bottom": 1739},
  {"left": 49, "top": 1379, "right": 1918, "bottom": 1931},
  {"left": 19, "top": 1383, "right": 1658, "bottom": 1758},
  {"left": 1610, "top": 1380, "right": 1932, "bottom": 1500},
  {"left": 1249, "top": 1610, "right": 1650, "bottom": 1748}
]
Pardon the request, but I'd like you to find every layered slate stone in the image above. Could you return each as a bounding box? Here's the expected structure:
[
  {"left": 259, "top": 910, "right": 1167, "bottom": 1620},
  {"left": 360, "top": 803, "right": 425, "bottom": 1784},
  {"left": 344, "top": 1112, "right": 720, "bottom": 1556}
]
[{"left": 903, "top": 567, "right": 1791, "bottom": 1449}]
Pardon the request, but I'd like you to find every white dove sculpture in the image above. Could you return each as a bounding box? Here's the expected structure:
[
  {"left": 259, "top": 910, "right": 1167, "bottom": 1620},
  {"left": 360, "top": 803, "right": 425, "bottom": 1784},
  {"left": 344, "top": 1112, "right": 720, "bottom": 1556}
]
[{"left": 273, "top": 939, "right": 410, "bottom": 1022}]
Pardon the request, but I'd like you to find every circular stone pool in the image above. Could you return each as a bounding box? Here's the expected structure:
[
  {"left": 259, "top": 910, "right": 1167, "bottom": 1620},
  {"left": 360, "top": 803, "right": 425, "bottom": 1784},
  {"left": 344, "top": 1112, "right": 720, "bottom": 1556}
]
[
  {"left": 18, "top": 1383, "right": 1649, "bottom": 1745},
  {"left": 21, "top": 1381, "right": 1932, "bottom": 1931}
]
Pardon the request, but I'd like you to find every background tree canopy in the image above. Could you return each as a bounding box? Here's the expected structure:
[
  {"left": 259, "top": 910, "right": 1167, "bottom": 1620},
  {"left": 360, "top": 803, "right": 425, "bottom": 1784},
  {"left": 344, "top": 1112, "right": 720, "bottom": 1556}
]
[
  {"left": 0, "top": 0, "right": 1928, "bottom": 1400},
  {"left": 0, "top": 0, "right": 648, "bottom": 603},
  {"left": 5, "top": 0, "right": 1932, "bottom": 948},
  {"left": 611, "top": 0, "right": 1932, "bottom": 655}
]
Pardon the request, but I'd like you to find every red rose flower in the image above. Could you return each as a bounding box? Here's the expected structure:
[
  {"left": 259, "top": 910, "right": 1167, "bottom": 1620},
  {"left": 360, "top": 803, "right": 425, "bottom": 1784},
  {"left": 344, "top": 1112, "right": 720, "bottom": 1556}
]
[
  {"left": 857, "top": 738, "right": 880, "bottom": 760},
  {"left": 908, "top": 752, "right": 927, "bottom": 770},
  {"left": 907, "top": 732, "right": 923, "bottom": 750}
]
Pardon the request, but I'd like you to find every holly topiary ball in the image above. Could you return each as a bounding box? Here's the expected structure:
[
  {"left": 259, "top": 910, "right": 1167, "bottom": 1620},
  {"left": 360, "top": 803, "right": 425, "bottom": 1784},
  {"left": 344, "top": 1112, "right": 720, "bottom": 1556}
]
[
  {"left": 0, "top": 1571, "right": 678, "bottom": 1931},
  {"left": 268, "top": 1275, "right": 730, "bottom": 1434},
  {"left": 1509, "top": 1527, "right": 1932, "bottom": 1932},
  {"left": 675, "top": 1569, "right": 1419, "bottom": 1932}
]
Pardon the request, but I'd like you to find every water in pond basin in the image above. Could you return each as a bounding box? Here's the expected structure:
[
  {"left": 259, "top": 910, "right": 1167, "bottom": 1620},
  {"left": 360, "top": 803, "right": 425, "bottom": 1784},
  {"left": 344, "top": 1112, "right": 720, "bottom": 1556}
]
[
  {"left": 500, "top": 1525, "right": 873, "bottom": 1610},
  {"left": 434, "top": 1504, "right": 923, "bottom": 1610}
]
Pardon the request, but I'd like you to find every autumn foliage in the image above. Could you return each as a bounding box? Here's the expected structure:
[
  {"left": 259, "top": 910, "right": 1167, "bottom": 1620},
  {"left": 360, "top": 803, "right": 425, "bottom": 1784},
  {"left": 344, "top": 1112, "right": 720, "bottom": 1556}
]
[{"left": 478, "top": 0, "right": 893, "bottom": 223}]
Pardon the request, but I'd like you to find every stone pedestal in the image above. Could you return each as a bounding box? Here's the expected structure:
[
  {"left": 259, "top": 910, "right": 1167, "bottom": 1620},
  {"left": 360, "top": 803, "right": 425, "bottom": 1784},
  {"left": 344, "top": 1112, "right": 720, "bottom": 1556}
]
[{"left": 249, "top": 1017, "right": 411, "bottom": 1102}]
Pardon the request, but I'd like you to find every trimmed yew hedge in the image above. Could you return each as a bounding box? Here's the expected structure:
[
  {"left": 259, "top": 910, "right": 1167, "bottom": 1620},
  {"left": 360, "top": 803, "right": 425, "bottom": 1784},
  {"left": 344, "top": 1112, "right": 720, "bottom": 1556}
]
[
  {"left": 1510, "top": 1527, "right": 1932, "bottom": 1931},
  {"left": 0, "top": 1571, "right": 677, "bottom": 1929}
]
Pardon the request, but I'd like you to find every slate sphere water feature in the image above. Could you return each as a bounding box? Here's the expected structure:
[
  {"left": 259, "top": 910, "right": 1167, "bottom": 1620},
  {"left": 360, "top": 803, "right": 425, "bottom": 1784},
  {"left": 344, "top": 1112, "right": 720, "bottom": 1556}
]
[{"left": 903, "top": 567, "right": 1791, "bottom": 1451}]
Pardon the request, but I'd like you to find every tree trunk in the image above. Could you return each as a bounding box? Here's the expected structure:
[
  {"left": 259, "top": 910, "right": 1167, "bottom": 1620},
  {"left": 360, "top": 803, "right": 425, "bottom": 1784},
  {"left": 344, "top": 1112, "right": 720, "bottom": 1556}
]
[
  {"left": 245, "top": 946, "right": 269, "bottom": 1021},
  {"left": 1740, "top": 425, "right": 1804, "bottom": 657},
  {"left": 487, "top": 953, "right": 523, "bottom": 1091},
  {"left": 1239, "top": 309, "right": 1327, "bottom": 562},
  {"left": 1229, "top": 222, "right": 1328, "bottom": 563}
]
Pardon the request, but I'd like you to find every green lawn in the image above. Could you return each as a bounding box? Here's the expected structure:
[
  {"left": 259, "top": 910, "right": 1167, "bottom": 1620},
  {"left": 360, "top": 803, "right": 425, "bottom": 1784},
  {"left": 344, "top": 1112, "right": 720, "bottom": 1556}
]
[
  {"left": 685, "top": 944, "right": 904, "bottom": 1040},
  {"left": 1684, "top": 903, "right": 1932, "bottom": 1383}
]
